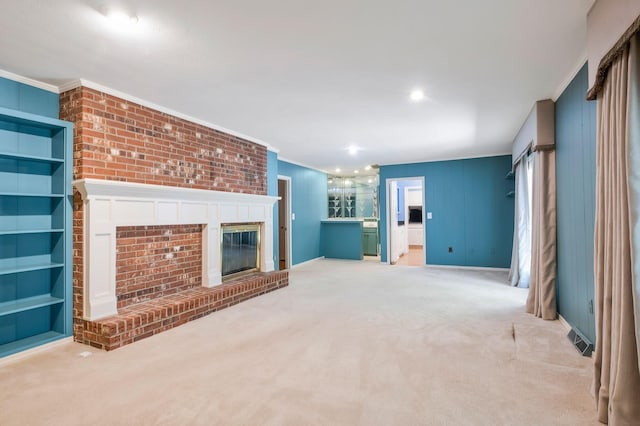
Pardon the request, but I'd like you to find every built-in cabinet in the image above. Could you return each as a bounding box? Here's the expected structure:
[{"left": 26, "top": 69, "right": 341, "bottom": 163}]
[
  {"left": 328, "top": 175, "right": 378, "bottom": 218},
  {"left": 0, "top": 106, "right": 72, "bottom": 357}
]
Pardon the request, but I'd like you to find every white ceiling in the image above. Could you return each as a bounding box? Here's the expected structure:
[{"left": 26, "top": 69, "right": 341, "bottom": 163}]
[{"left": 0, "top": 0, "right": 593, "bottom": 173}]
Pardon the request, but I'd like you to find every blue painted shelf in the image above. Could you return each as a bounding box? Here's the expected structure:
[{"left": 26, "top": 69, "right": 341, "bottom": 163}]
[
  {"left": 0, "top": 105, "right": 72, "bottom": 357},
  {"left": 0, "top": 151, "right": 64, "bottom": 164},
  {"left": 0, "top": 331, "right": 65, "bottom": 358},
  {"left": 0, "top": 294, "right": 64, "bottom": 316},
  {"left": 0, "top": 262, "right": 64, "bottom": 276},
  {"left": 0, "top": 229, "right": 64, "bottom": 236},
  {"left": 0, "top": 192, "right": 64, "bottom": 198}
]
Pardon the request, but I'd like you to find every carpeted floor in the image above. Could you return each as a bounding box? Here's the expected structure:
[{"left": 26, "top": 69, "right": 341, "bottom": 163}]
[{"left": 0, "top": 259, "right": 598, "bottom": 425}]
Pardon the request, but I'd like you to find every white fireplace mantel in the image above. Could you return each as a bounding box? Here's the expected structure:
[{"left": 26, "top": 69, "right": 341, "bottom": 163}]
[{"left": 74, "top": 178, "right": 278, "bottom": 321}]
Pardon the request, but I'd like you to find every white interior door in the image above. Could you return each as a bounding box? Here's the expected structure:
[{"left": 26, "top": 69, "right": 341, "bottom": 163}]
[{"left": 389, "top": 180, "right": 401, "bottom": 264}]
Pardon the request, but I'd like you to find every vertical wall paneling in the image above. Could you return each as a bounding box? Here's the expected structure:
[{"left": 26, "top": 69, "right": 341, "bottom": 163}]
[
  {"left": 0, "top": 77, "right": 58, "bottom": 119},
  {"left": 379, "top": 155, "right": 514, "bottom": 268},
  {"left": 555, "top": 63, "right": 597, "bottom": 343},
  {"left": 277, "top": 161, "right": 327, "bottom": 265}
]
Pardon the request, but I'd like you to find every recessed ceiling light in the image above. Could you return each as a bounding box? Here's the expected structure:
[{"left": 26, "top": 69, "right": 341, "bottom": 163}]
[
  {"left": 108, "top": 10, "right": 138, "bottom": 24},
  {"left": 354, "top": 170, "right": 359, "bottom": 174},
  {"left": 335, "top": 168, "right": 341, "bottom": 173},
  {"left": 410, "top": 89, "right": 425, "bottom": 102},
  {"left": 348, "top": 146, "right": 358, "bottom": 155},
  {"left": 364, "top": 165, "right": 372, "bottom": 171},
  {"left": 368, "top": 179, "right": 372, "bottom": 183},
  {"left": 102, "top": 7, "right": 140, "bottom": 33}
]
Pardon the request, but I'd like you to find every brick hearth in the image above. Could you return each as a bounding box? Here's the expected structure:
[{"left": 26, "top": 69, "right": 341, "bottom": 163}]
[{"left": 77, "top": 270, "right": 288, "bottom": 350}]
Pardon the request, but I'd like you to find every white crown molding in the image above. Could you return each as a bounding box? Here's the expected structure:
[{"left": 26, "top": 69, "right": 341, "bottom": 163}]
[
  {"left": 60, "top": 79, "right": 276, "bottom": 149},
  {"left": 552, "top": 53, "right": 588, "bottom": 102},
  {"left": 380, "top": 150, "right": 513, "bottom": 167},
  {"left": 278, "top": 156, "right": 328, "bottom": 174},
  {"left": 0, "top": 71, "right": 281, "bottom": 152},
  {"left": 0, "top": 68, "right": 59, "bottom": 93}
]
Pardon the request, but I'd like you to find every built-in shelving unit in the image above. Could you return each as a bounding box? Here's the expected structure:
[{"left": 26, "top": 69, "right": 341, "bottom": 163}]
[
  {"left": 0, "top": 106, "right": 72, "bottom": 357},
  {"left": 328, "top": 177, "right": 357, "bottom": 218}
]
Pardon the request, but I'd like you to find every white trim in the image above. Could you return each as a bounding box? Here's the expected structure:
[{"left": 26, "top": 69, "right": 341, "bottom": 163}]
[
  {"left": 74, "top": 178, "right": 278, "bottom": 321},
  {"left": 0, "top": 68, "right": 59, "bottom": 93},
  {"left": 380, "top": 151, "right": 512, "bottom": 168},
  {"left": 290, "top": 256, "right": 325, "bottom": 269},
  {"left": 277, "top": 175, "right": 293, "bottom": 270},
  {"left": 278, "top": 156, "right": 328, "bottom": 174},
  {"left": 552, "top": 54, "right": 588, "bottom": 102},
  {"left": 558, "top": 314, "right": 572, "bottom": 332},
  {"left": 424, "top": 264, "right": 510, "bottom": 273},
  {"left": 58, "top": 79, "right": 277, "bottom": 151},
  {"left": 0, "top": 337, "right": 73, "bottom": 367}
]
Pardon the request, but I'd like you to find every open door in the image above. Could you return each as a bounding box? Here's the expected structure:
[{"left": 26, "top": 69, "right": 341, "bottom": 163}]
[
  {"left": 386, "top": 177, "right": 426, "bottom": 266},
  {"left": 277, "top": 177, "right": 291, "bottom": 270}
]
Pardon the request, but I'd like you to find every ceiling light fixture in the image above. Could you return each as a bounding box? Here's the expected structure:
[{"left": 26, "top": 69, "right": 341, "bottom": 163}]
[
  {"left": 364, "top": 165, "right": 372, "bottom": 171},
  {"left": 101, "top": 7, "right": 140, "bottom": 33},
  {"left": 368, "top": 179, "right": 372, "bottom": 184},
  {"left": 108, "top": 10, "right": 138, "bottom": 24},
  {"left": 335, "top": 168, "right": 341, "bottom": 173},
  {"left": 354, "top": 170, "right": 359, "bottom": 174},
  {"left": 347, "top": 146, "right": 358, "bottom": 155},
  {"left": 410, "top": 89, "right": 425, "bottom": 102}
]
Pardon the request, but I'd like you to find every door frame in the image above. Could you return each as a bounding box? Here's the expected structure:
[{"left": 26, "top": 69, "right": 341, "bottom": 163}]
[
  {"left": 277, "top": 175, "right": 292, "bottom": 269},
  {"left": 385, "top": 176, "right": 426, "bottom": 265}
]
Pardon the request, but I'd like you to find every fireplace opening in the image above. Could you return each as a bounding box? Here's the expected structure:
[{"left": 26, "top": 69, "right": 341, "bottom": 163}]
[{"left": 221, "top": 223, "right": 261, "bottom": 280}]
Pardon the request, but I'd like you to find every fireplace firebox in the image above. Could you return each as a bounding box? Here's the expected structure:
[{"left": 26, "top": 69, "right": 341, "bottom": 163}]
[{"left": 221, "top": 224, "right": 261, "bottom": 280}]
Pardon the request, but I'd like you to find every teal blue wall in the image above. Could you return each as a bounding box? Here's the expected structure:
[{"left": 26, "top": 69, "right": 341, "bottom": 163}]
[
  {"left": 321, "top": 221, "right": 363, "bottom": 260},
  {"left": 556, "top": 63, "right": 597, "bottom": 343},
  {"left": 267, "top": 151, "right": 279, "bottom": 269},
  {"left": 0, "top": 78, "right": 58, "bottom": 118},
  {"left": 379, "top": 155, "right": 514, "bottom": 267},
  {"left": 277, "top": 160, "right": 328, "bottom": 265}
]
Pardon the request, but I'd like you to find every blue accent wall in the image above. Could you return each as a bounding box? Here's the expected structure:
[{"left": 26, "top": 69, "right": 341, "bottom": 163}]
[
  {"left": 379, "top": 155, "right": 514, "bottom": 267},
  {"left": 555, "top": 63, "right": 597, "bottom": 343},
  {"left": 277, "top": 160, "right": 328, "bottom": 265},
  {"left": 267, "top": 151, "right": 279, "bottom": 269},
  {"left": 0, "top": 78, "right": 58, "bottom": 119}
]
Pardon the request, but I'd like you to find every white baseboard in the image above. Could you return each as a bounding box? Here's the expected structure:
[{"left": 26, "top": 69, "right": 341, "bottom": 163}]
[
  {"left": 290, "top": 256, "right": 325, "bottom": 269},
  {"left": 0, "top": 337, "right": 73, "bottom": 367},
  {"left": 557, "top": 314, "right": 572, "bottom": 332},
  {"left": 424, "top": 264, "right": 509, "bottom": 273}
]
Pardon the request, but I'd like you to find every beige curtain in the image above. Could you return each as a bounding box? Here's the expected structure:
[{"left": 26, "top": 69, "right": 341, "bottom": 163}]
[
  {"left": 593, "top": 35, "right": 640, "bottom": 425},
  {"left": 526, "top": 149, "right": 557, "bottom": 319}
]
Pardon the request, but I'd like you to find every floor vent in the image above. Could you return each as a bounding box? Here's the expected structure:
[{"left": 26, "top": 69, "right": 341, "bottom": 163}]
[{"left": 567, "top": 328, "right": 593, "bottom": 357}]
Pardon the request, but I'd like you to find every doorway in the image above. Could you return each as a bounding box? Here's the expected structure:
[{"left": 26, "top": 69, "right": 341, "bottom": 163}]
[
  {"left": 277, "top": 176, "right": 292, "bottom": 270},
  {"left": 386, "top": 177, "right": 425, "bottom": 266}
]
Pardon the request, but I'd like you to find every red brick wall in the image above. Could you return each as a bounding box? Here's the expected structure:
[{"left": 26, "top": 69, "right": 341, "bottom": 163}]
[
  {"left": 59, "top": 86, "right": 267, "bottom": 193},
  {"left": 116, "top": 225, "right": 203, "bottom": 308},
  {"left": 59, "top": 86, "right": 268, "bottom": 336}
]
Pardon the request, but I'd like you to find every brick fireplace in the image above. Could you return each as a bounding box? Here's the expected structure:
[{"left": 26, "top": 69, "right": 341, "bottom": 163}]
[{"left": 60, "top": 83, "right": 288, "bottom": 350}]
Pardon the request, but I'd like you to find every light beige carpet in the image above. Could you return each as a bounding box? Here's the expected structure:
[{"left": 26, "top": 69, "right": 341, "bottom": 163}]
[{"left": 0, "top": 259, "right": 598, "bottom": 425}]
